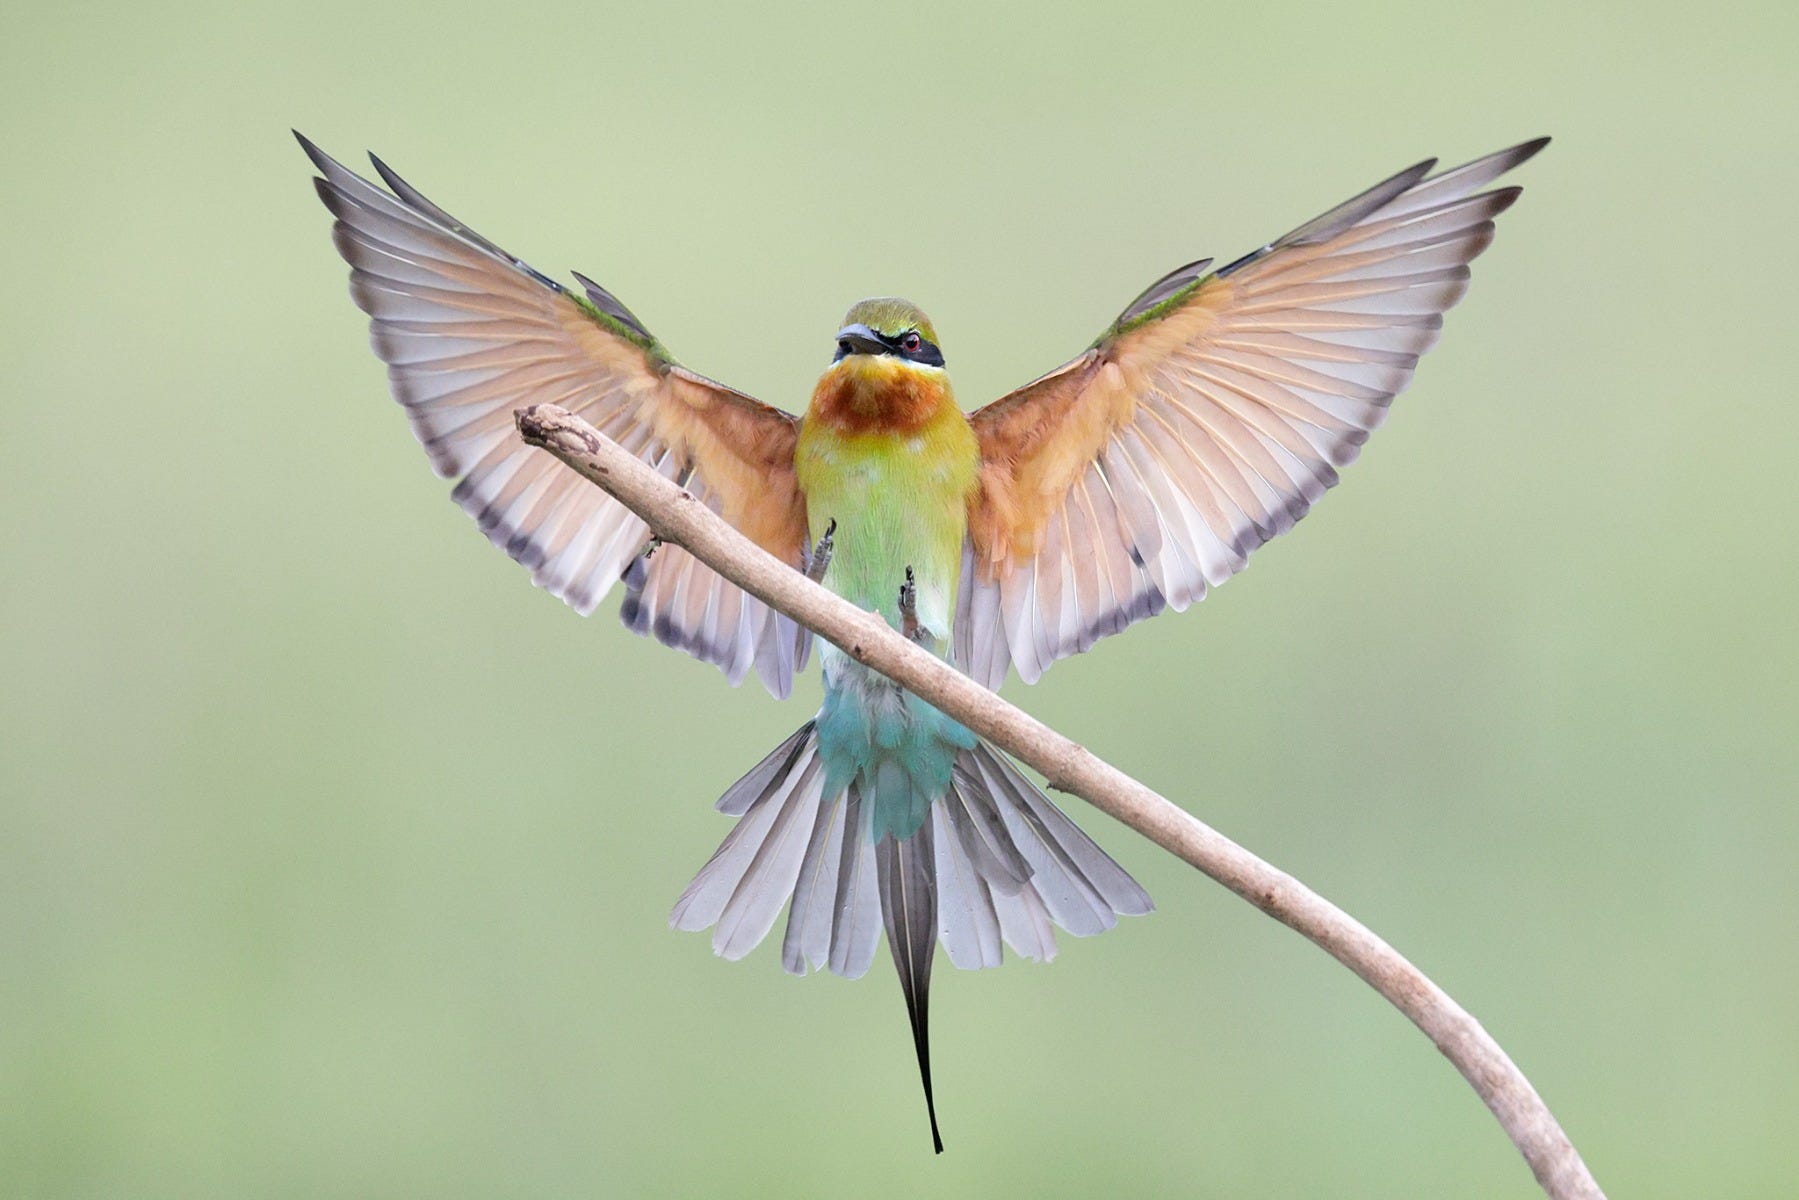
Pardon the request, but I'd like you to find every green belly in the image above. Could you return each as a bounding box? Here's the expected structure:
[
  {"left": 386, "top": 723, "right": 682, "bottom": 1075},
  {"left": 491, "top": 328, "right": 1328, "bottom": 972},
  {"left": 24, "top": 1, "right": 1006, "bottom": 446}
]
[{"left": 795, "top": 422, "right": 981, "bottom": 840}]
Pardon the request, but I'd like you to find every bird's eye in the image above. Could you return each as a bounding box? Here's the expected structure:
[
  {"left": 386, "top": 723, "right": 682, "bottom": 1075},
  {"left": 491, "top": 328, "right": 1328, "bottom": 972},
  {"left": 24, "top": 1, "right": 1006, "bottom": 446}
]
[{"left": 902, "top": 332, "right": 922, "bottom": 353}]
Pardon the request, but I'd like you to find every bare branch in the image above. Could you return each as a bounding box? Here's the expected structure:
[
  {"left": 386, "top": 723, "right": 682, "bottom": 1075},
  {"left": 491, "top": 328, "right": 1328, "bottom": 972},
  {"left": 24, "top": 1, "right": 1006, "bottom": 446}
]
[{"left": 513, "top": 403, "right": 1605, "bottom": 1200}]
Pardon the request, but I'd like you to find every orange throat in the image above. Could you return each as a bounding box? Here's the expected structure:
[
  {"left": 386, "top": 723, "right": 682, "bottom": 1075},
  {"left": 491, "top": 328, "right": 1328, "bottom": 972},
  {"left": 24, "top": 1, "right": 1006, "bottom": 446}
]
[{"left": 808, "top": 356, "right": 952, "bottom": 436}]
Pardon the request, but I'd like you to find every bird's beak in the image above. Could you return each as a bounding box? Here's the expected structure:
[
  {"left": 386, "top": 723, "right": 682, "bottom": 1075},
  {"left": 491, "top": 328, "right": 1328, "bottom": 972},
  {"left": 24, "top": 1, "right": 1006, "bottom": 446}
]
[{"left": 835, "top": 323, "right": 889, "bottom": 357}]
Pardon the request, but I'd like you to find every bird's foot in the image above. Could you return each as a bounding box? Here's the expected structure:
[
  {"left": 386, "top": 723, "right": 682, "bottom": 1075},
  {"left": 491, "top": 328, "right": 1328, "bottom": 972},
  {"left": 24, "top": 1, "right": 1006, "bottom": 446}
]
[
  {"left": 899, "top": 565, "right": 923, "bottom": 642},
  {"left": 806, "top": 518, "right": 836, "bottom": 581}
]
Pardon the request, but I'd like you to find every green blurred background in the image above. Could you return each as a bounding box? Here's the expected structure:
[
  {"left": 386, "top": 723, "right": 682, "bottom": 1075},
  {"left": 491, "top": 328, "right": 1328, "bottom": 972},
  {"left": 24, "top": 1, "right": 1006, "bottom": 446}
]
[{"left": 3, "top": 1, "right": 1794, "bottom": 1195}]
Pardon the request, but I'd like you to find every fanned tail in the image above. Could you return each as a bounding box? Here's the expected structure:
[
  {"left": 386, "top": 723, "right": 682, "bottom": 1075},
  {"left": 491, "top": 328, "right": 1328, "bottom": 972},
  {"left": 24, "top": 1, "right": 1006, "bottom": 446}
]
[{"left": 672, "top": 723, "right": 1153, "bottom": 1153}]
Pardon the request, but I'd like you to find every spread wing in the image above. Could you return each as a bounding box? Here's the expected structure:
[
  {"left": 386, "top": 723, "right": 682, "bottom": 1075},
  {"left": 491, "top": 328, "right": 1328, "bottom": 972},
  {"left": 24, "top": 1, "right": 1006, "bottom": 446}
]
[
  {"left": 300, "top": 134, "right": 813, "bottom": 697},
  {"left": 959, "top": 138, "right": 1548, "bottom": 688}
]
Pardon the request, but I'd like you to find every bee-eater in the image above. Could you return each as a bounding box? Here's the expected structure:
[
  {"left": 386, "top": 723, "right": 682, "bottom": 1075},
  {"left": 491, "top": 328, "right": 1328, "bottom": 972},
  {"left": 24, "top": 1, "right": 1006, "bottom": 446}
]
[{"left": 300, "top": 131, "right": 1546, "bottom": 1152}]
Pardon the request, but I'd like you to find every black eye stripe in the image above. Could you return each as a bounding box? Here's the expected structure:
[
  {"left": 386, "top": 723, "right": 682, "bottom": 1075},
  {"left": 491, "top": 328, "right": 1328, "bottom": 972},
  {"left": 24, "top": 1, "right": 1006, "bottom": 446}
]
[
  {"left": 892, "top": 330, "right": 944, "bottom": 366},
  {"left": 829, "top": 330, "right": 945, "bottom": 366},
  {"left": 907, "top": 339, "right": 946, "bottom": 367}
]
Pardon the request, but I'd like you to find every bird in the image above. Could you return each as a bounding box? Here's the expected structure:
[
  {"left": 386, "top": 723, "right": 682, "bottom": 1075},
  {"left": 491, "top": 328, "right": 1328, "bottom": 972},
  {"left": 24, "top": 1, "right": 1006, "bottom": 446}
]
[{"left": 299, "top": 130, "right": 1547, "bottom": 1153}]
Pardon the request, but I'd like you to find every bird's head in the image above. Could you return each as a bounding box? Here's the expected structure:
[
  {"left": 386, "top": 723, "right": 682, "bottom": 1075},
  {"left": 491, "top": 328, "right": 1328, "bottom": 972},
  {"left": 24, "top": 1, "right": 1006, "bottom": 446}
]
[
  {"left": 808, "top": 297, "right": 954, "bottom": 433},
  {"left": 832, "top": 298, "right": 945, "bottom": 368}
]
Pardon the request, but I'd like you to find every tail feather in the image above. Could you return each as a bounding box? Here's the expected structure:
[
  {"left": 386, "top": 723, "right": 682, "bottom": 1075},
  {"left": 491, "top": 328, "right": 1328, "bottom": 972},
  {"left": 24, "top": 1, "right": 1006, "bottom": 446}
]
[
  {"left": 989, "top": 878, "right": 1059, "bottom": 962},
  {"left": 877, "top": 821, "right": 943, "bottom": 1153},
  {"left": 674, "top": 723, "right": 1153, "bottom": 1152},
  {"left": 716, "top": 720, "right": 815, "bottom": 815},
  {"left": 826, "top": 783, "right": 882, "bottom": 979},
  {"left": 713, "top": 754, "right": 826, "bottom": 960},
  {"left": 965, "top": 751, "right": 1113, "bottom": 935},
  {"left": 943, "top": 764, "right": 1033, "bottom": 895},
  {"left": 966, "top": 742, "right": 1155, "bottom": 933},
  {"left": 1006, "top": 778, "right": 1155, "bottom": 919},
  {"left": 931, "top": 803, "right": 1003, "bottom": 970},
  {"left": 781, "top": 786, "right": 849, "bottom": 975},
  {"left": 670, "top": 723, "right": 820, "bottom": 936}
]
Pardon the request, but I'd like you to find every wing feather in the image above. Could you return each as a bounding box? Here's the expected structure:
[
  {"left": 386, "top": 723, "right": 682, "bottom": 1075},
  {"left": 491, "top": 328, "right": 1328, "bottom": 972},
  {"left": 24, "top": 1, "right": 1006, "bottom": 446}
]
[
  {"left": 301, "top": 134, "right": 811, "bottom": 696},
  {"left": 965, "top": 139, "right": 1546, "bottom": 684}
]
